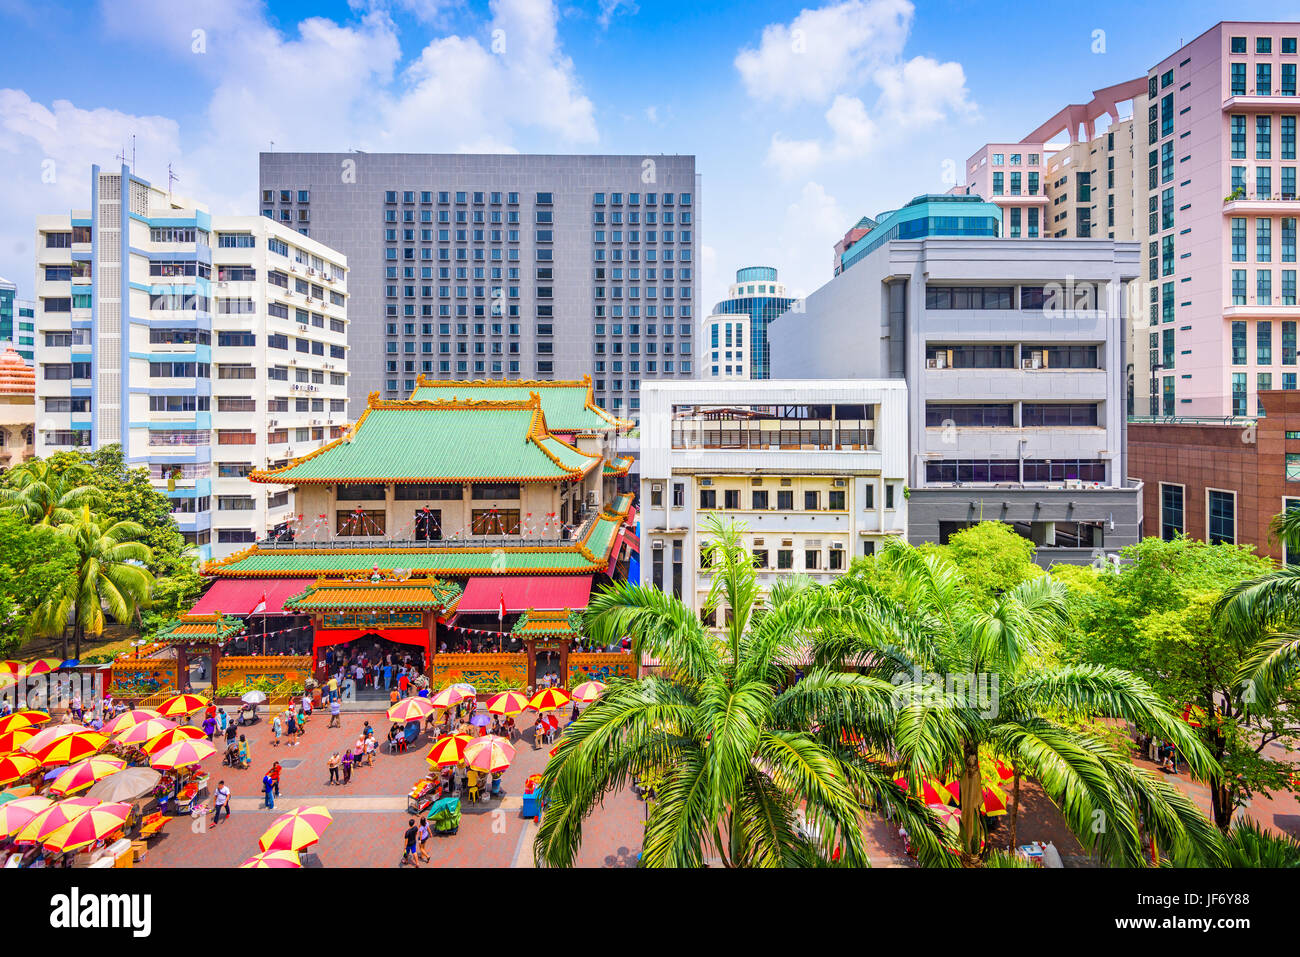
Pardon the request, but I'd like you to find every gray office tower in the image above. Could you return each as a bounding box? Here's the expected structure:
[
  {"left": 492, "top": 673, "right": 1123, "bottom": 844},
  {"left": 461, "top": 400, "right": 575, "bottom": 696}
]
[{"left": 258, "top": 153, "right": 700, "bottom": 421}]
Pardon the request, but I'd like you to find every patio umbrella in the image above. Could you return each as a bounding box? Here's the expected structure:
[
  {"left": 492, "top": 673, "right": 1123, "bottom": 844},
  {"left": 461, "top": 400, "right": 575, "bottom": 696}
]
[
  {"left": 927, "top": 802, "right": 962, "bottom": 835},
  {"left": 150, "top": 738, "right": 216, "bottom": 770},
  {"left": 42, "top": 801, "right": 132, "bottom": 853},
  {"left": 0, "top": 796, "right": 53, "bottom": 837},
  {"left": 101, "top": 709, "right": 161, "bottom": 737},
  {"left": 529, "top": 688, "right": 570, "bottom": 712},
  {"left": 258, "top": 805, "right": 333, "bottom": 852},
  {"left": 894, "top": 776, "right": 951, "bottom": 806},
  {"left": 429, "top": 687, "right": 464, "bottom": 710},
  {"left": 240, "top": 850, "right": 302, "bottom": 868},
  {"left": 943, "top": 780, "right": 1009, "bottom": 817},
  {"left": 27, "top": 730, "right": 107, "bottom": 767},
  {"left": 426, "top": 733, "right": 470, "bottom": 768},
  {"left": 388, "top": 697, "right": 434, "bottom": 723},
  {"left": 48, "top": 756, "right": 127, "bottom": 797},
  {"left": 548, "top": 736, "right": 568, "bottom": 758},
  {"left": 570, "top": 680, "right": 605, "bottom": 704},
  {"left": 115, "top": 717, "right": 179, "bottom": 746},
  {"left": 465, "top": 735, "right": 515, "bottom": 774},
  {"left": 85, "top": 767, "right": 160, "bottom": 803},
  {"left": 141, "top": 725, "right": 204, "bottom": 755},
  {"left": 0, "top": 711, "right": 50, "bottom": 735},
  {"left": 0, "top": 785, "right": 36, "bottom": 804},
  {"left": 0, "top": 728, "right": 37, "bottom": 756},
  {"left": 241, "top": 690, "right": 268, "bottom": 705},
  {"left": 469, "top": 712, "right": 491, "bottom": 728},
  {"left": 451, "top": 682, "right": 475, "bottom": 697},
  {"left": 19, "top": 724, "right": 87, "bottom": 754},
  {"left": 486, "top": 691, "right": 529, "bottom": 715},
  {"left": 23, "top": 658, "right": 62, "bottom": 677},
  {"left": 0, "top": 754, "right": 40, "bottom": 786},
  {"left": 0, "top": 660, "right": 23, "bottom": 680},
  {"left": 11, "top": 796, "right": 98, "bottom": 845},
  {"left": 157, "top": 693, "right": 209, "bottom": 718}
]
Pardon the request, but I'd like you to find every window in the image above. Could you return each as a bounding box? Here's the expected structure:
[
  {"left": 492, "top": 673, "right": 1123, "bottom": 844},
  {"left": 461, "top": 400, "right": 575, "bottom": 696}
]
[
  {"left": 336, "top": 509, "right": 386, "bottom": 536},
  {"left": 828, "top": 489, "right": 845, "bottom": 510},
  {"left": 471, "top": 509, "right": 520, "bottom": 535},
  {"left": 777, "top": 549, "right": 794, "bottom": 570},
  {"left": 699, "top": 488, "right": 717, "bottom": 509},
  {"left": 1160, "top": 483, "right": 1184, "bottom": 540},
  {"left": 804, "top": 490, "right": 819, "bottom": 511},
  {"left": 751, "top": 489, "right": 768, "bottom": 510},
  {"left": 1207, "top": 490, "right": 1236, "bottom": 545}
]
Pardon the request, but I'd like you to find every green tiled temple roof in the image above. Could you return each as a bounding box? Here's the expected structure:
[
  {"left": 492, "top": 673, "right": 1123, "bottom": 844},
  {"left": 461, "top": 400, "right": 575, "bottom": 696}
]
[
  {"left": 250, "top": 393, "right": 599, "bottom": 485},
  {"left": 283, "top": 577, "right": 462, "bottom": 611},
  {"left": 155, "top": 614, "right": 244, "bottom": 644},
  {"left": 409, "top": 376, "right": 630, "bottom": 433}
]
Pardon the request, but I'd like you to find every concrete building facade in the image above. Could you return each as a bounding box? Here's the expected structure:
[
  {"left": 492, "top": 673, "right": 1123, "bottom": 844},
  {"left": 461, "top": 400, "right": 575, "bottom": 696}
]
[
  {"left": 772, "top": 213, "right": 1145, "bottom": 564},
  {"left": 702, "top": 266, "right": 797, "bottom": 380},
  {"left": 257, "top": 153, "right": 699, "bottom": 424},
  {"left": 33, "top": 164, "right": 350, "bottom": 559},
  {"left": 638, "top": 379, "right": 908, "bottom": 619}
]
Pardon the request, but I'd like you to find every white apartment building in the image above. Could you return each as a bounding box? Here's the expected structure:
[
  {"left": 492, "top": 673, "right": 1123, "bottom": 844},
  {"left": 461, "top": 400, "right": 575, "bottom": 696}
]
[
  {"left": 34, "top": 164, "right": 349, "bottom": 560},
  {"left": 638, "top": 379, "right": 908, "bottom": 622}
]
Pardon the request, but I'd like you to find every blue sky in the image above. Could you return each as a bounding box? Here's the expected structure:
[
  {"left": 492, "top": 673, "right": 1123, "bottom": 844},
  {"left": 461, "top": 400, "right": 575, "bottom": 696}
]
[{"left": 0, "top": 0, "right": 1295, "bottom": 308}]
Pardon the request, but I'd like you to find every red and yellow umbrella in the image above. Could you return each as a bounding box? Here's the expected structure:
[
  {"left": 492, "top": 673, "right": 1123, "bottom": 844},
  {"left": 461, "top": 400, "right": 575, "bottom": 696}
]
[
  {"left": 486, "top": 690, "right": 530, "bottom": 715},
  {"left": 943, "top": 780, "right": 1009, "bottom": 817},
  {"left": 49, "top": 756, "right": 127, "bottom": 797},
  {"left": 18, "top": 724, "right": 87, "bottom": 754},
  {"left": 464, "top": 734, "right": 516, "bottom": 774},
  {"left": 27, "top": 730, "right": 107, "bottom": 767},
  {"left": 240, "top": 850, "right": 302, "bottom": 868},
  {"left": 102, "top": 709, "right": 162, "bottom": 738},
  {"left": 258, "top": 805, "right": 333, "bottom": 852},
  {"left": 548, "top": 736, "right": 569, "bottom": 758},
  {"left": 426, "top": 733, "right": 471, "bottom": 768},
  {"left": 141, "top": 725, "right": 204, "bottom": 755},
  {"left": 529, "top": 688, "right": 570, "bottom": 712},
  {"left": 157, "top": 693, "right": 209, "bottom": 718},
  {"left": 0, "top": 660, "right": 23, "bottom": 681},
  {"left": 894, "top": 777, "right": 951, "bottom": 806},
  {"left": 0, "top": 727, "right": 37, "bottom": 756},
  {"left": 0, "top": 711, "right": 50, "bottom": 735},
  {"left": 388, "top": 697, "right": 435, "bottom": 723},
  {"left": 0, "top": 753, "right": 39, "bottom": 787},
  {"left": 115, "top": 717, "right": 179, "bottom": 746},
  {"left": 429, "top": 687, "right": 464, "bottom": 710},
  {"left": 150, "top": 738, "right": 216, "bottom": 770},
  {"left": 0, "top": 795, "right": 53, "bottom": 837},
  {"left": 42, "top": 801, "right": 132, "bottom": 853},
  {"left": 23, "top": 658, "right": 62, "bottom": 677},
  {"left": 569, "top": 681, "right": 605, "bottom": 704},
  {"left": 11, "top": 796, "right": 98, "bottom": 845}
]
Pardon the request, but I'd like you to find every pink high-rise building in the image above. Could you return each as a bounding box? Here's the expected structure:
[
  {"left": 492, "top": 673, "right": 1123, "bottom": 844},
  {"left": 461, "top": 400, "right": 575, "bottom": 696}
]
[{"left": 1142, "top": 21, "right": 1300, "bottom": 419}]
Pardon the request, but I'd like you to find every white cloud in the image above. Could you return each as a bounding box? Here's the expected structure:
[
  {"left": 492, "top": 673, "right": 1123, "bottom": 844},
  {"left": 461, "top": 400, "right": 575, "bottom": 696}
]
[
  {"left": 597, "top": 0, "right": 638, "bottom": 29},
  {"left": 875, "top": 55, "right": 974, "bottom": 126},
  {"left": 734, "top": 0, "right": 912, "bottom": 107},
  {"left": 767, "top": 94, "right": 876, "bottom": 178},
  {"left": 767, "top": 181, "right": 847, "bottom": 300}
]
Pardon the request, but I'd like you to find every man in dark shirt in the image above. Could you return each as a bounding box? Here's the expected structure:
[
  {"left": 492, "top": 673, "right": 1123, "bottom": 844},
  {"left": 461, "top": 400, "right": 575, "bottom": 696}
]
[{"left": 401, "top": 819, "right": 419, "bottom": 867}]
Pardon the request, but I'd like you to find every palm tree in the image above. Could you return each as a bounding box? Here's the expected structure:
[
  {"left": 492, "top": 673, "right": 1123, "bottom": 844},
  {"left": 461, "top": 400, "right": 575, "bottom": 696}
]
[
  {"left": 815, "top": 541, "right": 1226, "bottom": 866},
  {"left": 29, "top": 505, "right": 154, "bottom": 659},
  {"left": 0, "top": 459, "right": 101, "bottom": 526},
  {"left": 1214, "top": 507, "right": 1300, "bottom": 705},
  {"left": 534, "top": 515, "right": 954, "bottom": 868}
]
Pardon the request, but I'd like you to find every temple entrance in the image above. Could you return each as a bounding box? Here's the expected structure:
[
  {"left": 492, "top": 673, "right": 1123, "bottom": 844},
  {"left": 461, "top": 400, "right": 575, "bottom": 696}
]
[
  {"left": 185, "top": 652, "right": 213, "bottom": 692},
  {"left": 534, "top": 649, "right": 562, "bottom": 688},
  {"left": 320, "top": 634, "right": 427, "bottom": 701}
]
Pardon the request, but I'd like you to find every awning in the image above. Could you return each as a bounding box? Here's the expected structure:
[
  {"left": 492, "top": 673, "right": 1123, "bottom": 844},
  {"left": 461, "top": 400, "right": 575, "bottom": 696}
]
[
  {"left": 189, "top": 578, "right": 315, "bottom": 617},
  {"left": 456, "top": 575, "right": 592, "bottom": 614}
]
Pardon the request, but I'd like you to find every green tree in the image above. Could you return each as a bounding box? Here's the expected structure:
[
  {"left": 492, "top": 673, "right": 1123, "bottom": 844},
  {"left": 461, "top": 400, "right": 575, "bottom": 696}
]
[
  {"left": 0, "top": 514, "right": 77, "bottom": 656},
  {"left": 29, "top": 505, "right": 155, "bottom": 659},
  {"left": 535, "top": 515, "right": 951, "bottom": 868},
  {"left": 0, "top": 458, "right": 101, "bottom": 525},
  {"left": 921, "top": 520, "right": 1044, "bottom": 602},
  {"left": 819, "top": 540, "right": 1225, "bottom": 866},
  {"left": 1062, "top": 536, "right": 1294, "bottom": 831}
]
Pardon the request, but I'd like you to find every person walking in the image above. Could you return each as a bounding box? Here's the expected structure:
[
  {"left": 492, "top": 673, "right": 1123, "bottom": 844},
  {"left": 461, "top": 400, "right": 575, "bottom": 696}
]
[
  {"left": 212, "top": 780, "right": 231, "bottom": 825},
  {"left": 272, "top": 713, "right": 282, "bottom": 747},
  {"left": 224, "top": 720, "right": 237, "bottom": 750},
  {"left": 417, "top": 815, "right": 432, "bottom": 863},
  {"left": 262, "top": 770, "right": 275, "bottom": 809},
  {"left": 285, "top": 709, "right": 298, "bottom": 747},
  {"left": 269, "top": 761, "right": 281, "bottom": 798},
  {"left": 202, "top": 713, "right": 217, "bottom": 741},
  {"left": 238, "top": 734, "right": 250, "bottom": 769},
  {"left": 401, "top": 818, "right": 420, "bottom": 867},
  {"left": 327, "top": 752, "right": 341, "bottom": 785},
  {"left": 217, "top": 708, "right": 228, "bottom": 736},
  {"left": 341, "top": 749, "right": 353, "bottom": 785},
  {"left": 364, "top": 735, "right": 376, "bottom": 767},
  {"left": 329, "top": 696, "right": 341, "bottom": 728}
]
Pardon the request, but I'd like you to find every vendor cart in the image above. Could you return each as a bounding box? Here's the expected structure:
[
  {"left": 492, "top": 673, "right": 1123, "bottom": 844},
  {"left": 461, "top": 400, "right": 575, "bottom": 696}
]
[
  {"left": 430, "top": 796, "right": 460, "bottom": 836},
  {"left": 521, "top": 788, "right": 544, "bottom": 820},
  {"left": 407, "top": 778, "right": 438, "bottom": 815}
]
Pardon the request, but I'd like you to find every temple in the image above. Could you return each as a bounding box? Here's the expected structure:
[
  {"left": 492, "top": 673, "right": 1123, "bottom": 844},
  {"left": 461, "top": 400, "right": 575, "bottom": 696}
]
[{"left": 130, "top": 379, "right": 640, "bottom": 703}]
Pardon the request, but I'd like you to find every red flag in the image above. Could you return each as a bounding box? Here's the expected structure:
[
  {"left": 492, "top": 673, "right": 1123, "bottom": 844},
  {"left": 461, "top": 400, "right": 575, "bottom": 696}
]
[{"left": 498, "top": 590, "right": 506, "bottom": 626}]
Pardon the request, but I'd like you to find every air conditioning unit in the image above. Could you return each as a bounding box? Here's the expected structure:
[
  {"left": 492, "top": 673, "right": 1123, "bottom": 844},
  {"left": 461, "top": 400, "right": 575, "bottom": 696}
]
[
  {"left": 290, "top": 265, "right": 297, "bottom": 272},
  {"left": 925, "top": 358, "right": 939, "bottom": 369},
  {"left": 308, "top": 268, "right": 315, "bottom": 276},
  {"left": 701, "top": 478, "right": 713, "bottom": 486},
  {"left": 306, "top": 297, "right": 313, "bottom": 304},
  {"left": 650, "top": 483, "right": 662, "bottom": 492}
]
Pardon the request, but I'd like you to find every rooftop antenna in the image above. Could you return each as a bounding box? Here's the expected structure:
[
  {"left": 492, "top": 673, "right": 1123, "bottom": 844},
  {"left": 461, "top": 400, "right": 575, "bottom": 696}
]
[{"left": 168, "top": 163, "right": 180, "bottom": 196}]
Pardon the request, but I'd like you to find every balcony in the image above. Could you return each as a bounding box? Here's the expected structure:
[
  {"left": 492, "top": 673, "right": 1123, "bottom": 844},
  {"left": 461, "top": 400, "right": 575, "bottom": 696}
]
[
  {"left": 1222, "top": 92, "right": 1300, "bottom": 112},
  {"left": 1223, "top": 192, "right": 1300, "bottom": 214}
]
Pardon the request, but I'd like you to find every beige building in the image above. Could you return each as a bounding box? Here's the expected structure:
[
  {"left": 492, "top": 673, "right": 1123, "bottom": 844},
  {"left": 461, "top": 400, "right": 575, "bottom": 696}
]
[{"left": 0, "top": 348, "right": 35, "bottom": 468}]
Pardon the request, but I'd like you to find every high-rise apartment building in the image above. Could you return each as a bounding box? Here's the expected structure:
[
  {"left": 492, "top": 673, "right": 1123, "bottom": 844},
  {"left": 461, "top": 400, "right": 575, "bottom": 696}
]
[
  {"left": 257, "top": 153, "right": 700, "bottom": 424},
  {"left": 702, "top": 266, "right": 797, "bottom": 379},
  {"left": 33, "top": 164, "right": 350, "bottom": 559},
  {"left": 775, "top": 194, "right": 1145, "bottom": 564}
]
